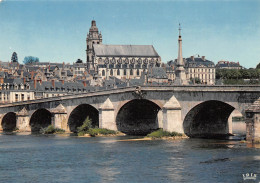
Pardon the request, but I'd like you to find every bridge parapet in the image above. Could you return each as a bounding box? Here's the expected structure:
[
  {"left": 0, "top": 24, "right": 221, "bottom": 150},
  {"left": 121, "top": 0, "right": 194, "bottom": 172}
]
[{"left": 0, "top": 85, "right": 260, "bottom": 108}]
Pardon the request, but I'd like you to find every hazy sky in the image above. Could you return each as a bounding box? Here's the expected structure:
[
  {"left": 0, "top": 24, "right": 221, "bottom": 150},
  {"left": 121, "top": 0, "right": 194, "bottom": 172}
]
[{"left": 0, "top": 0, "right": 259, "bottom": 68}]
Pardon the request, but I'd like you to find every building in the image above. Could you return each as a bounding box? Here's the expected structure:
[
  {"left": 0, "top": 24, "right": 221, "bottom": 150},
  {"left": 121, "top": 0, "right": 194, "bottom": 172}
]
[
  {"left": 86, "top": 20, "right": 162, "bottom": 81},
  {"left": 216, "top": 60, "right": 242, "bottom": 69},
  {"left": 0, "top": 78, "right": 97, "bottom": 104},
  {"left": 185, "top": 56, "right": 215, "bottom": 85}
]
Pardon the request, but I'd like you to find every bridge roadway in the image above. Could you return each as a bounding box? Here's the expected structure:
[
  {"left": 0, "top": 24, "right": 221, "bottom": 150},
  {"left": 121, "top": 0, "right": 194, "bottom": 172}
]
[{"left": 0, "top": 85, "right": 259, "bottom": 140}]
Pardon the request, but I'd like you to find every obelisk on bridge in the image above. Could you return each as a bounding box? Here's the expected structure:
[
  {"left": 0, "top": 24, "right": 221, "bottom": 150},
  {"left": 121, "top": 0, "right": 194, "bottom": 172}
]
[{"left": 174, "top": 23, "right": 188, "bottom": 85}]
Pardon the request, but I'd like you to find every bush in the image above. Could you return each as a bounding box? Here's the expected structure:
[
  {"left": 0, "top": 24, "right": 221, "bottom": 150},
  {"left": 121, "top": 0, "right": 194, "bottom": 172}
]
[
  {"left": 40, "top": 125, "right": 65, "bottom": 134},
  {"left": 77, "top": 116, "right": 92, "bottom": 135},
  {"left": 147, "top": 129, "right": 183, "bottom": 139},
  {"left": 77, "top": 116, "right": 118, "bottom": 136},
  {"left": 77, "top": 131, "right": 86, "bottom": 137},
  {"left": 88, "top": 128, "right": 117, "bottom": 137}
]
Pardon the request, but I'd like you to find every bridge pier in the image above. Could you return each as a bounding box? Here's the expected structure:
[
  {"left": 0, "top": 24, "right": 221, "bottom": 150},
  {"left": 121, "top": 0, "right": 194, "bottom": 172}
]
[
  {"left": 227, "top": 114, "right": 233, "bottom": 134},
  {"left": 162, "top": 96, "right": 183, "bottom": 133},
  {"left": 51, "top": 104, "right": 69, "bottom": 132},
  {"left": 245, "top": 98, "right": 260, "bottom": 143},
  {"left": 0, "top": 114, "right": 3, "bottom": 131},
  {"left": 16, "top": 108, "right": 31, "bottom": 132},
  {"left": 99, "top": 98, "right": 117, "bottom": 131}
]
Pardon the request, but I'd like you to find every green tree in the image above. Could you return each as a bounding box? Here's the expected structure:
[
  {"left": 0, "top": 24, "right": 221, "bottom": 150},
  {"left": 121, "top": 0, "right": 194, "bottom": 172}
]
[
  {"left": 240, "top": 69, "right": 250, "bottom": 79},
  {"left": 256, "top": 62, "right": 260, "bottom": 69},
  {"left": 23, "top": 56, "right": 39, "bottom": 65},
  {"left": 194, "top": 77, "right": 201, "bottom": 84}
]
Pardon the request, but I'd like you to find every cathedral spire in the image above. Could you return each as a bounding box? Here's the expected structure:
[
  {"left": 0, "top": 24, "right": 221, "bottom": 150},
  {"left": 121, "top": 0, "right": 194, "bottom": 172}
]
[{"left": 86, "top": 20, "right": 102, "bottom": 71}]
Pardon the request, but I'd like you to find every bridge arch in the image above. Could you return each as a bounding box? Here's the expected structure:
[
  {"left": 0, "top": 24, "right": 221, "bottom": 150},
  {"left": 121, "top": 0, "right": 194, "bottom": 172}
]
[
  {"left": 1, "top": 112, "right": 17, "bottom": 132},
  {"left": 183, "top": 100, "right": 236, "bottom": 138},
  {"left": 116, "top": 99, "right": 161, "bottom": 135},
  {"left": 30, "top": 108, "right": 52, "bottom": 132},
  {"left": 68, "top": 104, "right": 99, "bottom": 132}
]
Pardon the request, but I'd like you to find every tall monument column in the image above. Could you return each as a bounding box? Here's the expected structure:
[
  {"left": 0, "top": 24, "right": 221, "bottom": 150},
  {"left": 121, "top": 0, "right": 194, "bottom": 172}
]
[{"left": 175, "top": 24, "right": 188, "bottom": 85}]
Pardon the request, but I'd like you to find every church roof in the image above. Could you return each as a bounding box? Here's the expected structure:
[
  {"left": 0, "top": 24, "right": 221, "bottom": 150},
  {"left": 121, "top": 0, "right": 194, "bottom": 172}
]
[{"left": 93, "top": 45, "right": 159, "bottom": 57}]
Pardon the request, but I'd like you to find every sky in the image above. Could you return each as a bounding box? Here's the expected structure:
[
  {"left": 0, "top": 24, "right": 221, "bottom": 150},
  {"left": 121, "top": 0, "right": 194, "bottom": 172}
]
[{"left": 0, "top": 0, "right": 259, "bottom": 68}]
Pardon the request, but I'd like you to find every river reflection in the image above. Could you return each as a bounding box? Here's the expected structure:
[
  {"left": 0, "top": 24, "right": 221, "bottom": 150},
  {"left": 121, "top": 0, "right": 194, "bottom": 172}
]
[{"left": 0, "top": 134, "right": 259, "bottom": 183}]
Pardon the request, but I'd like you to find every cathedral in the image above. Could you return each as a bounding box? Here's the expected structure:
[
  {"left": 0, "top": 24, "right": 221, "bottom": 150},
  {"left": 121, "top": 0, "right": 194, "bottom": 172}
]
[{"left": 86, "top": 20, "right": 162, "bottom": 80}]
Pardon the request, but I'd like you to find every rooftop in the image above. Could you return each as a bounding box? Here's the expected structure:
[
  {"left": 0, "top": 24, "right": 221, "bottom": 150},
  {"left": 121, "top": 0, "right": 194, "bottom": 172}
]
[{"left": 93, "top": 45, "right": 159, "bottom": 57}]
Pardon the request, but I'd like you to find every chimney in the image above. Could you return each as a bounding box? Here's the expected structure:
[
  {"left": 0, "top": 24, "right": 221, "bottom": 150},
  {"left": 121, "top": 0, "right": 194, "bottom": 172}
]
[
  {"left": 34, "top": 79, "right": 37, "bottom": 89},
  {"left": 21, "top": 70, "right": 24, "bottom": 77},
  {"left": 51, "top": 80, "right": 55, "bottom": 88},
  {"left": 191, "top": 56, "right": 195, "bottom": 61},
  {"left": 0, "top": 77, "right": 4, "bottom": 84},
  {"left": 83, "top": 81, "right": 87, "bottom": 87},
  {"left": 60, "top": 79, "right": 64, "bottom": 85},
  {"left": 23, "top": 77, "right": 26, "bottom": 84},
  {"left": 202, "top": 56, "right": 206, "bottom": 61}
]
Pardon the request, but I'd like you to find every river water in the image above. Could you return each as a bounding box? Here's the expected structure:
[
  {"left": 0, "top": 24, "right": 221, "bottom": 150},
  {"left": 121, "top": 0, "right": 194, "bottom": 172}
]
[{"left": 0, "top": 133, "right": 259, "bottom": 183}]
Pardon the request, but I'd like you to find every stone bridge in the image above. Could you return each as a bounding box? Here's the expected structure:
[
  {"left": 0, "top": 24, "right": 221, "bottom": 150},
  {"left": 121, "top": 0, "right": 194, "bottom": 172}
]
[{"left": 0, "top": 85, "right": 259, "bottom": 140}]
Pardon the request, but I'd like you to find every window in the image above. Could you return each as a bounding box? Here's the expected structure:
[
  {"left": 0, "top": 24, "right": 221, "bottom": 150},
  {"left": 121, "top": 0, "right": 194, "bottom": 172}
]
[
  {"left": 21, "top": 94, "right": 24, "bottom": 101},
  {"left": 117, "top": 69, "right": 120, "bottom": 75},
  {"left": 102, "top": 70, "right": 105, "bottom": 76},
  {"left": 130, "top": 69, "right": 133, "bottom": 75},
  {"left": 27, "top": 96, "right": 30, "bottom": 100},
  {"left": 137, "top": 69, "right": 140, "bottom": 76},
  {"left": 15, "top": 94, "right": 18, "bottom": 102},
  {"left": 124, "top": 69, "right": 127, "bottom": 75},
  {"left": 110, "top": 69, "right": 113, "bottom": 76}
]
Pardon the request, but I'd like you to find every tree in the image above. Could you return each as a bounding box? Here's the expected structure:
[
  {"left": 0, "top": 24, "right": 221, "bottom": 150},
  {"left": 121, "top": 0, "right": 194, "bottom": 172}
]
[
  {"left": 11, "top": 52, "right": 18, "bottom": 63},
  {"left": 190, "top": 77, "right": 201, "bottom": 84},
  {"left": 256, "top": 62, "right": 260, "bottom": 69},
  {"left": 76, "top": 59, "right": 83, "bottom": 63},
  {"left": 23, "top": 56, "right": 39, "bottom": 64}
]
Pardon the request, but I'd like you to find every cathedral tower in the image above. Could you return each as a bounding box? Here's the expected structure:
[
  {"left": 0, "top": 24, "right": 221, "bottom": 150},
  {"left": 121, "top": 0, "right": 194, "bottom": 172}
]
[
  {"left": 175, "top": 24, "right": 188, "bottom": 85},
  {"left": 86, "top": 20, "right": 102, "bottom": 70}
]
